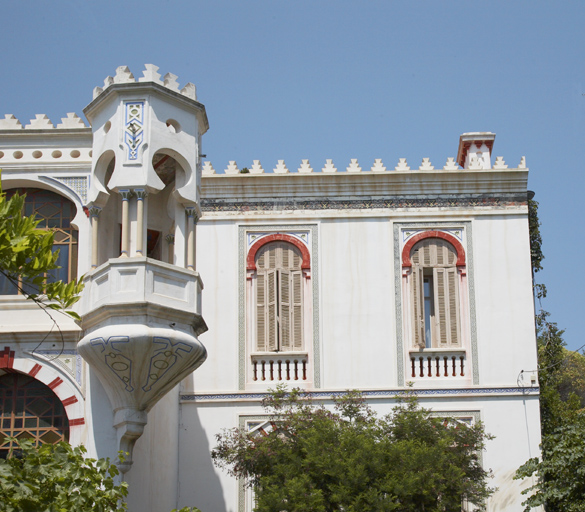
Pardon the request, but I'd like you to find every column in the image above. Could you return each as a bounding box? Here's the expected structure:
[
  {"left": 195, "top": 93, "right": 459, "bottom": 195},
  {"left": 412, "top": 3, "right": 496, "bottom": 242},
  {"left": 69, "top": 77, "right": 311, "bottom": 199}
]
[
  {"left": 88, "top": 206, "right": 102, "bottom": 269},
  {"left": 120, "top": 190, "right": 132, "bottom": 257},
  {"left": 134, "top": 189, "right": 148, "bottom": 256},
  {"left": 165, "top": 233, "right": 175, "bottom": 265},
  {"left": 185, "top": 207, "right": 199, "bottom": 271}
]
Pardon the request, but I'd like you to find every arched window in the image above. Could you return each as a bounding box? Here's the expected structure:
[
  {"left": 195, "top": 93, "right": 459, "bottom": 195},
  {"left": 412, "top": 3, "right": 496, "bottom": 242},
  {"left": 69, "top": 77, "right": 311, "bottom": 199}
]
[
  {"left": 410, "top": 238, "right": 460, "bottom": 348},
  {"left": 255, "top": 242, "right": 303, "bottom": 352},
  {"left": 0, "top": 188, "right": 78, "bottom": 295},
  {"left": 0, "top": 373, "right": 70, "bottom": 458}
]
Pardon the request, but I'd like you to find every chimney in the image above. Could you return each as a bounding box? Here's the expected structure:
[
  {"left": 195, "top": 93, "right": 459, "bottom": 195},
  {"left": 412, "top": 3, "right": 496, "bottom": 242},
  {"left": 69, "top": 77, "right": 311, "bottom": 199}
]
[{"left": 457, "top": 132, "right": 495, "bottom": 169}]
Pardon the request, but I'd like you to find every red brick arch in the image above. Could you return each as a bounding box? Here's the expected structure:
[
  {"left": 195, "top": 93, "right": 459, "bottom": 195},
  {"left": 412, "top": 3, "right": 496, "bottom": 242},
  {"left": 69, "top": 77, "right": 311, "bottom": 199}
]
[
  {"left": 247, "top": 234, "right": 311, "bottom": 271},
  {"left": 402, "top": 230, "right": 466, "bottom": 268},
  {"left": 0, "top": 346, "right": 85, "bottom": 428}
]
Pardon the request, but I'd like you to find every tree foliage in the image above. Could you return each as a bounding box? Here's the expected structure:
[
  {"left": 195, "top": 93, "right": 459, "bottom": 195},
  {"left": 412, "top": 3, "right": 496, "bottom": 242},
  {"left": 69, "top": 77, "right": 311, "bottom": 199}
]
[
  {"left": 528, "top": 198, "right": 544, "bottom": 275},
  {"left": 0, "top": 176, "right": 83, "bottom": 319},
  {"left": 515, "top": 311, "right": 585, "bottom": 511},
  {"left": 516, "top": 414, "right": 585, "bottom": 512},
  {"left": 212, "top": 386, "right": 494, "bottom": 512},
  {"left": 0, "top": 439, "right": 128, "bottom": 512},
  {"left": 514, "top": 197, "right": 585, "bottom": 510}
]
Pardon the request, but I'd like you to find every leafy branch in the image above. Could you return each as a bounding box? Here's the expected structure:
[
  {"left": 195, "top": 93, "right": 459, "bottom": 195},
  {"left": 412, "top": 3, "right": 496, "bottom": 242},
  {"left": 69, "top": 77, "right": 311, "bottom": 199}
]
[{"left": 0, "top": 174, "right": 84, "bottom": 320}]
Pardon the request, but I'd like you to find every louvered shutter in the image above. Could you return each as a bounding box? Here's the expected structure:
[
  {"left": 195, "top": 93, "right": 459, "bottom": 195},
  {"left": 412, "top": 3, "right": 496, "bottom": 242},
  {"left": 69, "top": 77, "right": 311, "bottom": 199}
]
[
  {"left": 266, "top": 269, "right": 278, "bottom": 351},
  {"left": 446, "top": 267, "right": 460, "bottom": 345},
  {"left": 255, "top": 241, "right": 305, "bottom": 352},
  {"left": 256, "top": 271, "right": 267, "bottom": 351},
  {"left": 279, "top": 269, "right": 291, "bottom": 350},
  {"left": 434, "top": 267, "right": 460, "bottom": 346},
  {"left": 291, "top": 270, "right": 303, "bottom": 349},
  {"left": 411, "top": 267, "right": 425, "bottom": 348},
  {"left": 434, "top": 268, "right": 448, "bottom": 346}
]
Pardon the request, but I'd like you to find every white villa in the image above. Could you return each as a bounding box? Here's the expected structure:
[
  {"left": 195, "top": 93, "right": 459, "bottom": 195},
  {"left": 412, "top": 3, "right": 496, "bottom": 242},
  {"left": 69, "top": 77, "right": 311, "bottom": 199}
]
[{"left": 0, "top": 65, "right": 541, "bottom": 511}]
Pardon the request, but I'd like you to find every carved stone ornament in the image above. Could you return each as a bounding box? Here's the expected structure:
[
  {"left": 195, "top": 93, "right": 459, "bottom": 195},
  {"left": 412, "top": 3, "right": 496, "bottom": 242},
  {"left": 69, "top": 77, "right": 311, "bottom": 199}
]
[{"left": 78, "top": 325, "right": 206, "bottom": 473}]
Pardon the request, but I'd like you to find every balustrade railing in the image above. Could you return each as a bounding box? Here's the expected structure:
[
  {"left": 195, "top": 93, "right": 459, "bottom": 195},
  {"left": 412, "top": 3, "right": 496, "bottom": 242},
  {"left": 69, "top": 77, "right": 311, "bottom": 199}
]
[
  {"left": 410, "top": 350, "right": 466, "bottom": 378},
  {"left": 251, "top": 353, "right": 308, "bottom": 382}
]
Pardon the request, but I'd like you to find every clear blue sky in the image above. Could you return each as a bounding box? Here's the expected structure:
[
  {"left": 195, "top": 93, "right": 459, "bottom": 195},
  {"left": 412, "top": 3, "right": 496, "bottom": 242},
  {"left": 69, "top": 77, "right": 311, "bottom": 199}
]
[{"left": 2, "top": 1, "right": 583, "bottom": 351}]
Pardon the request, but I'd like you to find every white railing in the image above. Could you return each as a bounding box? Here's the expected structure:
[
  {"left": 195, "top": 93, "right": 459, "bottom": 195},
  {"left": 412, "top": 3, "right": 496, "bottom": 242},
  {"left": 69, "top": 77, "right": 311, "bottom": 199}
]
[
  {"left": 409, "top": 350, "right": 466, "bottom": 378},
  {"left": 251, "top": 353, "right": 308, "bottom": 382}
]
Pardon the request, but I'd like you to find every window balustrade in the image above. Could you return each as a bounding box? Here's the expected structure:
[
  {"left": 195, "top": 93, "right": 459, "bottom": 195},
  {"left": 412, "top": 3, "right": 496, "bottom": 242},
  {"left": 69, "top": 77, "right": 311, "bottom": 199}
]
[
  {"left": 410, "top": 349, "right": 466, "bottom": 378},
  {"left": 251, "top": 353, "right": 308, "bottom": 382}
]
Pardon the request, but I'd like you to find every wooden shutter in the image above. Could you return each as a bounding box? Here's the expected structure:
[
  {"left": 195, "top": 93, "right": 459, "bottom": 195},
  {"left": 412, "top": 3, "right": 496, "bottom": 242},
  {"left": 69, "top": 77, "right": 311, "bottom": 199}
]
[
  {"left": 256, "top": 268, "right": 278, "bottom": 351},
  {"left": 411, "top": 267, "right": 425, "bottom": 348},
  {"left": 291, "top": 270, "right": 303, "bottom": 350},
  {"left": 434, "top": 267, "right": 460, "bottom": 346},
  {"left": 266, "top": 269, "right": 278, "bottom": 351},
  {"left": 279, "top": 269, "right": 291, "bottom": 350},
  {"left": 446, "top": 267, "right": 460, "bottom": 345},
  {"left": 256, "top": 271, "right": 267, "bottom": 351},
  {"left": 255, "top": 241, "right": 304, "bottom": 352}
]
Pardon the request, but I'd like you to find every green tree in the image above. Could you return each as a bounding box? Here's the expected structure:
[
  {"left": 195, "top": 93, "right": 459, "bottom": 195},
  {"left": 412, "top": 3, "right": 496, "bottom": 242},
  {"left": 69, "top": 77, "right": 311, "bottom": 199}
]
[
  {"left": 0, "top": 439, "right": 128, "bottom": 512},
  {"left": 0, "top": 176, "right": 83, "bottom": 318},
  {"left": 516, "top": 413, "right": 585, "bottom": 512},
  {"left": 515, "top": 198, "right": 585, "bottom": 510},
  {"left": 212, "top": 386, "right": 494, "bottom": 512}
]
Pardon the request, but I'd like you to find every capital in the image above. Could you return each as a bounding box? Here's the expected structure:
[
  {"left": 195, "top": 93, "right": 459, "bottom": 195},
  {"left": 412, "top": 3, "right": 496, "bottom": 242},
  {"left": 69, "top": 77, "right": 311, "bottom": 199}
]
[
  {"left": 88, "top": 205, "right": 102, "bottom": 218},
  {"left": 119, "top": 189, "right": 133, "bottom": 200},
  {"left": 134, "top": 189, "right": 148, "bottom": 200},
  {"left": 185, "top": 207, "right": 200, "bottom": 222}
]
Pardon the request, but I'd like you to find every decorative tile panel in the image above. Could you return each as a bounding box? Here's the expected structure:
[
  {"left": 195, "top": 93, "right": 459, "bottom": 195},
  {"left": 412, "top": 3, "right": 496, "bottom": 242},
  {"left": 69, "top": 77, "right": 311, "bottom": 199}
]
[
  {"left": 51, "top": 176, "right": 89, "bottom": 204},
  {"left": 34, "top": 350, "right": 83, "bottom": 386},
  {"left": 124, "top": 101, "right": 144, "bottom": 162},
  {"left": 202, "top": 194, "right": 526, "bottom": 213},
  {"left": 180, "top": 387, "right": 539, "bottom": 402}
]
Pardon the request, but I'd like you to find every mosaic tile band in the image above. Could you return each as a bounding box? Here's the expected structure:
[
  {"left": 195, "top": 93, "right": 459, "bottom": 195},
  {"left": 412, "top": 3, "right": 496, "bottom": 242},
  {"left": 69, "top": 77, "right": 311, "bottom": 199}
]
[{"left": 202, "top": 194, "right": 526, "bottom": 212}]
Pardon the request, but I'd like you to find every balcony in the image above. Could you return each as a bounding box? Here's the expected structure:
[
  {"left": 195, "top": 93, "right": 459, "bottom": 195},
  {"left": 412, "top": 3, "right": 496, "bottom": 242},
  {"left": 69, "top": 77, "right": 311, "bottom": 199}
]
[{"left": 79, "top": 256, "right": 205, "bottom": 333}]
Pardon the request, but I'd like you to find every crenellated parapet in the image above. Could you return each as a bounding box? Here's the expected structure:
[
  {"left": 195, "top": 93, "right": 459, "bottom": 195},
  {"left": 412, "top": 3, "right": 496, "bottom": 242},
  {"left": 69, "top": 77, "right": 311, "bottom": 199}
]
[
  {"left": 92, "top": 64, "right": 198, "bottom": 102},
  {"left": 0, "top": 114, "right": 92, "bottom": 172},
  {"left": 201, "top": 155, "right": 526, "bottom": 176},
  {"left": 0, "top": 112, "right": 88, "bottom": 131},
  {"left": 199, "top": 132, "right": 529, "bottom": 212},
  {"left": 201, "top": 132, "right": 526, "bottom": 178}
]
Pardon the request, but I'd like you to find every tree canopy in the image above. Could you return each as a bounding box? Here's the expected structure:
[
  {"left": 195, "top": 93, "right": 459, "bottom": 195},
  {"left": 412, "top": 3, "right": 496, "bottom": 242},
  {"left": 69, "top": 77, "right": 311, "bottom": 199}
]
[
  {"left": 0, "top": 439, "right": 128, "bottom": 512},
  {"left": 212, "top": 386, "right": 494, "bottom": 512},
  {"left": 514, "top": 197, "right": 585, "bottom": 511},
  {"left": 0, "top": 177, "right": 83, "bottom": 318},
  {"left": 515, "top": 311, "right": 585, "bottom": 511}
]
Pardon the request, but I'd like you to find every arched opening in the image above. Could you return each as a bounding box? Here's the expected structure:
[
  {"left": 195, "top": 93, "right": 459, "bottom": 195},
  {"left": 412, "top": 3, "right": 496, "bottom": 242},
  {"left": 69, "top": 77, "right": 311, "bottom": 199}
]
[
  {"left": 149, "top": 151, "right": 187, "bottom": 262},
  {"left": 409, "top": 237, "right": 461, "bottom": 349},
  {"left": 255, "top": 241, "right": 304, "bottom": 352},
  {"left": 0, "top": 373, "right": 70, "bottom": 458},
  {"left": 91, "top": 152, "right": 123, "bottom": 265},
  {"left": 0, "top": 188, "right": 78, "bottom": 295}
]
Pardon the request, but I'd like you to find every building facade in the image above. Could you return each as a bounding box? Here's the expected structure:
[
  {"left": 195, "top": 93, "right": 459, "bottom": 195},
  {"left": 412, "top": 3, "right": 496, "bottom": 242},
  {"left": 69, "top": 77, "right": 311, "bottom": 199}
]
[{"left": 0, "top": 65, "right": 541, "bottom": 511}]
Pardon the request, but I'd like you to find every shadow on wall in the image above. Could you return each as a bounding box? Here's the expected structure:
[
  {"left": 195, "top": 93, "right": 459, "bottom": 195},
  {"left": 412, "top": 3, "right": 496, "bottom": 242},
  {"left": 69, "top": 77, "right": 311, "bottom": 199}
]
[
  {"left": 178, "top": 404, "right": 228, "bottom": 512},
  {"left": 88, "top": 370, "right": 118, "bottom": 460}
]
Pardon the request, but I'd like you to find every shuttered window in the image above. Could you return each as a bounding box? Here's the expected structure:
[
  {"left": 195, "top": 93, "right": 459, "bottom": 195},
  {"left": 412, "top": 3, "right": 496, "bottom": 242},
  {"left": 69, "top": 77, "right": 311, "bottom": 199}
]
[
  {"left": 410, "top": 239, "right": 460, "bottom": 348},
  {"left": 255, "top": 242, "right": 303, "bottom": 351}
]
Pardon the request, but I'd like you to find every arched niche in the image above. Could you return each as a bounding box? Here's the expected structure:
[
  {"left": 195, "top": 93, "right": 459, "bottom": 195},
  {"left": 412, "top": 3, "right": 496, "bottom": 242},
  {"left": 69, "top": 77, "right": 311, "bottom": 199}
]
[
  {"left": 146, "top": 150, "right": 188, "bottom": 262},
  {"left": 89, "top": 150, "right": 115, "bottom": 207}
]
